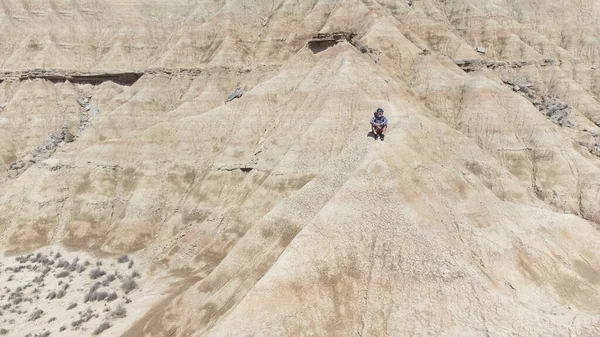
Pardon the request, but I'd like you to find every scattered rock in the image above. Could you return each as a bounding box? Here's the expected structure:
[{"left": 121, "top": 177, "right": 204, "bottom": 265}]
[
  {"left": 0, "top": 102, "right": 7, "bottom": 110},
  {"left": 475, "top": 46, "right": 486, "bottom": 54},
  {"left": 7, "top": 124, "right": 76, "bottom": 178},
  {"left": 456, "top": 59, "right": 556, "bottom": 72},
  {"left": 505, "top": 80, "right": 575, "bottom": 128}
]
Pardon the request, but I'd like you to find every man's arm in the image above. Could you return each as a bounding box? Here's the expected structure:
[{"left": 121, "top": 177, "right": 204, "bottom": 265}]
[{"left": 381, "top": 117, "right": 388, "bottom": 126}]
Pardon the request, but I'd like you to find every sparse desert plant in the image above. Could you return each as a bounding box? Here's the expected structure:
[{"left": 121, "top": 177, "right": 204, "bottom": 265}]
[
  {"left": 56, "top": 270, "right": 69, "bottom": 278},
  {"left": 102, "top": 274, "right": 115, "bottom": 286},
  {"left": 59, "top": 326, "right": 66, "bottom": 332},
  {"left": 112, "top": 304, "right": 127, "bottom": 318},
  {"left": 121, "top": 276, "right": 137, "bottom": 294},
  {"left": 29, "top": 308, "right": 44, "bottom": 321},
  {"left": 106, "top": 292, "right": 118, "bottom": 302},
  {"left": 89, "top": 268, "right": 106, "bottom": 279},
  {"left": 55, "top": 260, "right": 69, "bottom": 268},
  {"left": 127, "top": 260, "right": 134, "bottom": 269},
  {"left": 54, "top": 252, "right": 61, "bottom": 259},
  {"left": 48, "top": 317, "right": 56, "bottom": 323},
  {"left": 46, "top": 291, "right": 56, "bottom": 300},
  {"left": 36, "top": 331, "right": 50, "bottom": 337},
  {"left": 84, "top": 291, "right": 109, "bottom": 302},
  {"left": 67, "top": 302, "right": 77, "bottom": 310},
  {"left": 90, "top": 282, "right": 102, "bottom": 292},
  {"left": 96, "top": 261, "right": 102, "bottom": 266},
  {"left": 131, "top": 270, "right": 140, "bottom": 278},
  {"left": 71, "top": 318, "right": 83, "bottom": 328},
  {"left": 117, "top": 255, "right": 129, "bottom": 263},
  {"left": 0, "top": 328, "right": 7, "bottom": 335},
  {"left": 56, "top": 289, "right": 66, "bottom": 299},
  {"left": 93, "top": 322, "right": 111, "bottom": 335}
]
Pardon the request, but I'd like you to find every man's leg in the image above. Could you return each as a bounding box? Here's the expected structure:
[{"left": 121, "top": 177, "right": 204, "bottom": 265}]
[
  {"left": 371, "top": 125, "right": 379, "bottom": 138},
  {"left": 380, "top": 126, "right": 387, "bottom": 140}
]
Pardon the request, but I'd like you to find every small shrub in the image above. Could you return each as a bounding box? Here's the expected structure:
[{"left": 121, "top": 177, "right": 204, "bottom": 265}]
[
  {"left": 84, "top": 291, "right": 109, "bottom": 302},
  {"left": 36, "top": 331, "right": 50, "bottom": 337},
  {"left": 0, "top": 328, "right": 7, "bottom": 335},
  {"left": 127, "top": 260, "right": 134, "bottom": 269},
  {"left": 121, "top": 276, "right": 137, "bottom": 294},
  {"left": 59, "top": 326, "right": 66, "bottom": 332},
  {"left": 71, "top": 319, "right": 83, "bottom": 328},
  {"left": 131, "top": 270, "right": 140, "bottom": 278},
  {"left": 29, "top": 308, "right": 44, "bottom": 321},
  {"left": 46, "top": 291, "right": 56, "bottom": 300},
  {"left": 67, "top": 302, "right": 77, "bottom": 310},
  {"left": 106, "top": 292, "right": 118, "bottom": 302},
  {"left": 48, "top": 317, "right": 56, "bottom": 323},
  {"left": 96, "top": 261, "right": 102, "bottom": 266},
  {"left": 54, "top": 252, "right": 61, "bottom": 259},
  {"left": 112, "top": 304, "right": 127, "bottom": 318},
  {"left": 55, "top": 260, "right": 69, "bottom": 268},
  {"left": 55, "top": 270, "right": 69, "bottom": 278},
  {"left": 102, "top": 274, "right": 116, "bottom": 286},
  {"left": 93, "top": 322, "right": 111, "bottom": 335},
  {"left": 89, "top": 268, "right": 106, "bottom": 280},
  {"left": 56, "top": 289, "right": 66, "bottom": 299},
  {"left": 90, "top": 282, "right": 102, "bottom": 292},
  {"left": 117, "top": 255, "right": 129, "bottom": 263}
]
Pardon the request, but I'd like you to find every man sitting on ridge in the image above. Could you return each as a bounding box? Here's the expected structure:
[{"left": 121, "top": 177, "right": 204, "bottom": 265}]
[{"left": 370, "top": 108, "right": 388, "bottom": 140}]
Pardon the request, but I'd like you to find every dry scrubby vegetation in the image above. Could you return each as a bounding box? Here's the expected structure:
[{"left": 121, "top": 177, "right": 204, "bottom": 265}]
[{"left": 0, "top": 249, "right": 144, "bottom": 336}]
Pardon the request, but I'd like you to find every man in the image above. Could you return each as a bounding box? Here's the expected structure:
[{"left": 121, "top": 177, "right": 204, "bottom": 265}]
[{"left": 370, "top": 108, "right": 388, "bottom": 140}]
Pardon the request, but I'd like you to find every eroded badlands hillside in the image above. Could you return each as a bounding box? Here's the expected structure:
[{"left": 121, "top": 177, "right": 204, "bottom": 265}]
[{"left": 1, "top": 0, "right": 600, "bottom": 336}]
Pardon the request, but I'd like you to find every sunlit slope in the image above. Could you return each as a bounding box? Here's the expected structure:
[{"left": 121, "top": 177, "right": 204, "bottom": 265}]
[{"left": 0, "top": 1, "right": 599, "bottom": 336}]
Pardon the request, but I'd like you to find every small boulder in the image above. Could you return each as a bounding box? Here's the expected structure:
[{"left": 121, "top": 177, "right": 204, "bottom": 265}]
[
  {"left": 64, "top": 131, "right": 74, "bottom": 143},
  {"left": 226, "top": 87, "right": 243, "bottom": 102},
  {"left": 51, "top": 130, "right": 64, "bottom": 140}
]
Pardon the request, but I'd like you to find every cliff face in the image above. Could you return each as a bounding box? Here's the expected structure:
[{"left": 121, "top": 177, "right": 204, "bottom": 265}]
[{"left": 1, "top": 1, "right": 600, "bottom": 336}]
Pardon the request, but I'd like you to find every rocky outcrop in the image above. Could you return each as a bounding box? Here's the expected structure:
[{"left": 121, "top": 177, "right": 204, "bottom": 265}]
[
  {"left": 0, "top": 69, "right": 143, "bottom": 85},
  {"left": 8, "top": 125, "right": 74, "bottom": 178},
  {"left": 454, "top": 59, "right": 557, "bottom": 72}
]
